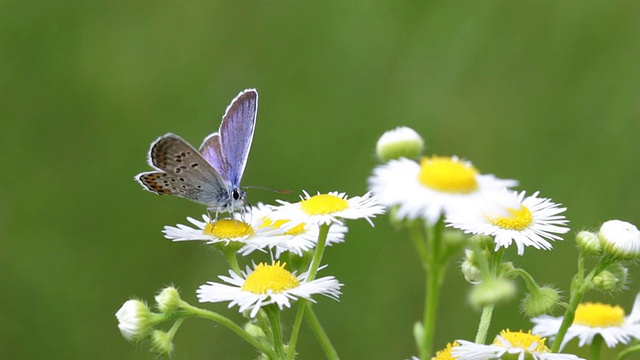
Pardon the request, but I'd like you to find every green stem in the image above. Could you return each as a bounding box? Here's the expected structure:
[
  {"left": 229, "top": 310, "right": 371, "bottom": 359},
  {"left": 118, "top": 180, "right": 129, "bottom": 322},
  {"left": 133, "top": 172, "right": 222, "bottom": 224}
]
[
  {"left": 175, "top": 302, "right": 276, "bottom": 359},
  {"left": 409, "top": 220, "right": 429, "bottom": 265},
  {"left": 420, "top": 217, "right": 445, "bottom": 360},
  {"left": 307, "top": 224, "right": 331, "bottom": 281},
  {"left": 551, "top": 258, "right": 612, "bottom": 352},
  {"left": 509, "top": 268, "right": 538, "bottom": 292},
  {"left": 287, "top": 301, "right": 306, "bottom": 360},
  {"left": 490, "top": 247, "right": 505, "bottom": 275},
  {"left": 466, "top": 239, "right": 492, "bottom": 281},
  {"left": 305, "top": 305, "right": 339, "bottom": 360},
  {"left": 474, "top": 305, "right": 494, "bottom": 344},
  {"left": 287, "top": 224, "right": 335, "bottom": 360},
  {"left": 258, "top": 310, "right": 274, "bottom": 339},
  {"left": 590, "top": 335, "right": 603, "bottom": 360},
  {"left": 223, "top": 248, "right": 242, "bottom": 275},
  {"left": 265, "top": 305, "right": 286, "bottom": 360},
  {"left": 616, "top": 342, "right": 640, "bottom": 360},
  {"left": 167, "top": 317, "right": 185, "bottom": 339},
  {"left": 468, "top": 242, "right": 503, "bottom": 344},
  {"left": 420, "top": 264, "right": 441, "bottom": 359}
]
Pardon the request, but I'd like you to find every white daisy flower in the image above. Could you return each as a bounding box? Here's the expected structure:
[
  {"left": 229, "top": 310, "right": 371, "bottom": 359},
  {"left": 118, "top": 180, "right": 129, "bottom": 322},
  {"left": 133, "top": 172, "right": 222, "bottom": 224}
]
[
  {"left": 269, "top": 191, "right": 384, "bottom": 227},
  {"left": 162, "top": 214, "right": 286, "bottom": 251},
  {"left": 368, "top": 156, "right": 517, "bottom": 225},
  {"left": 446, "top": 191, "right": 569, "bottom": 255},
  {"left": 239, "top": 203, "right": 348, "bottom": 258},
  {"left": 598, "top": 220, "right": 640, "bottom": 259},
  {"left": 197, "top": 261, "right": 342, "bottom": 318},
  {"left": 453, "top": 330, "right": 583, "bottom": 360},
  {"left": 532, "top": 293, "right": 640, "bottom": 350}
]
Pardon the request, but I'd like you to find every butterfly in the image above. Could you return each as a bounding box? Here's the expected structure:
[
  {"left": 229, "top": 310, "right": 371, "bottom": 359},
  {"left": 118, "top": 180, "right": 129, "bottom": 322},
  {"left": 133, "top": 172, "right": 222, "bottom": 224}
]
[{"left": 135, "top": 88, "right": 258, "bottom": 214}]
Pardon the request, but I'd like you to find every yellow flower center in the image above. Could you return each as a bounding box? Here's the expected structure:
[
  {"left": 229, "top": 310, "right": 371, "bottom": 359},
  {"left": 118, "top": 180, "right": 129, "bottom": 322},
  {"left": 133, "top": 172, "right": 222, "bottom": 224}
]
[
  {"left": 486, "top": 206, "right": 533, "bottom": 230},
  {"left": 300, "top": 194, "right": 348, "bottom": 215},
  {"left": 241, "top": 262, "right": 300, "bottom": 294},
  {"left": 260, "top": 218, "right": 306, "bottom": 235},
  {"left": 203, "top": 219, "right": 254, "bottom": 239},
  {"left": 494, "top": 330, "right": 549, "bottom": 353},
  {"left": 418, "top": 156, "right": 479, "bottom": 193},
  {"left": 574, "top": 302, "right": 625, "bottom": 327},
  {"left": 432, "top": 341, "right": 460, "bottom": 360}
]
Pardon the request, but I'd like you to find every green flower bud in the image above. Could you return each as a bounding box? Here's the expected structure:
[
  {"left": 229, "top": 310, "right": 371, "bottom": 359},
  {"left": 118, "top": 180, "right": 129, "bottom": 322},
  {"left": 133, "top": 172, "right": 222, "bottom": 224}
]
[
  {"left": 521, "top": 287, "right": 560, "bottom": 317},
  {"left": 461, "top": 259, "right": 482, "bottom": 283},
  {"left": 607, "top": 262, "right": 629, "bottom": 287},
  {"left": 599, "top": 220, "right": 640, "bottom": 259},
  {"left": 469, "top": 278, "right": 516, "bottom": 308},
  {"left": 150, "top": 330, "right": 174, "bottom": 355},
  {"left": 592, "top": 271, "right": 619, "bottom": 292},
  {"left": 155, "top": 286, "right": 182, "bottom": 313},
  {"left": 376, "top": 127, "right": 424, "bottom": 162},
  {"left": 576, "top": 230, "right": 601, "bottom": 255}
]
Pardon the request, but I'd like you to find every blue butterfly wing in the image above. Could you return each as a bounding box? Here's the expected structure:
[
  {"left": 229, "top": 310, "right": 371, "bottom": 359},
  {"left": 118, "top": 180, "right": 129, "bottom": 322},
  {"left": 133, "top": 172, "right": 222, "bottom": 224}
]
[
  {"left": 199, "top": 132, "right": 228, "bottom": 181},
  {"left": 219, "top": 89, "right": 258, "bottom": 188}
]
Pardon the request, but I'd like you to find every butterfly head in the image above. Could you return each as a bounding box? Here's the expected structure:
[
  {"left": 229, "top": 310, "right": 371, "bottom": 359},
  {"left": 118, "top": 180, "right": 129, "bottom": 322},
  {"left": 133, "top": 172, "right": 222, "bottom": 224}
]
[{"left": 230, "top": 187, "right": 247, "bottom": 210}]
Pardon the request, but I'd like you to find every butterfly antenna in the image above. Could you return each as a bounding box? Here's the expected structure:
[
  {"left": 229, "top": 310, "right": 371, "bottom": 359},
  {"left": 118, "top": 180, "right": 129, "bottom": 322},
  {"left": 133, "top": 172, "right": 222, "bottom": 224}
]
[{"left": 244, "top": 185, "right": 293, "bottom": 194}]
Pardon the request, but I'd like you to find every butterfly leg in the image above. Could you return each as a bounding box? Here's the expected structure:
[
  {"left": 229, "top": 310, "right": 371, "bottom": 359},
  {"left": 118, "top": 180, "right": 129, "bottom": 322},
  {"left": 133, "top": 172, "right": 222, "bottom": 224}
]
[{"left": 206, "top": 207, "right": 221, "bottom": 222}]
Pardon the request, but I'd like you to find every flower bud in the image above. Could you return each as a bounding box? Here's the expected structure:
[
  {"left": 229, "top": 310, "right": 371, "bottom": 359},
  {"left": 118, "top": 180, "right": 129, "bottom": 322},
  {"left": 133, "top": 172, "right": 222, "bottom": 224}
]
[
  {"left": 115, "top": 299, "right": 159, "bottom": 342},
  {"left": 461, "top": 258, "right": 482, "bottom": 283},
  {"left": 521, "top": 287, "right": 560, "bottom": 317},
  {"left": 150, "top": 330, "right": 174, "bottom": 355},
  {"left": 469, "top": 278, "right": 516, "bottom": 307},
  {"left": 599, "top": 220, "right": 640, "bottom": 259},
  {"left": 155, "top": 286, "right": 182, "bottom": 313},
  {"left": 592, "top": 271, "right": 619, "bottom": 292},
  {"left": 576, "top": 230, "right": 601, "bottom": 255},
  {"left": 607, "top": 262, "right": 629, "bottom": 287},
  {"left": 375, "top": 126, "right": 424, "bottom": 162}
]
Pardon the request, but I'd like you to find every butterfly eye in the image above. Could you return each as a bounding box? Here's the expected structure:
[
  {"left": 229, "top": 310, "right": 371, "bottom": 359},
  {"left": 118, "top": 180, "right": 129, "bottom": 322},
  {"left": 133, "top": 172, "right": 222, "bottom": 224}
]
[{"left": 232, "top": 189, "right": 241, "bottom": 201}]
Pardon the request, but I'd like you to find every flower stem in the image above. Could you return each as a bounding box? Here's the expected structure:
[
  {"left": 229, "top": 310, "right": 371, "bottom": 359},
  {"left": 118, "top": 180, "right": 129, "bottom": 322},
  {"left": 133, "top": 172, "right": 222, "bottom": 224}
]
[
  {"left": 616, "top": 342, "right": 640, "bottom": 360},
  {"left": 307, "top": 224, "right": 331, "bottom": 281},
  {"left": 265, "top": 305, "right": 286, "bottom": 360},
  {"left": 590, "top": 335, "right": 603, "bottom": 360},
  {"left": 287, "top": 223, "right": 336, "bottom": 360},
  {"left": 421, "top": 264, "right": 441, "bottom": 359},
  {"left": 305, "top": 305, "right": 339, "bottom": 360},
  {"left": 287, "top": 301, "right": 306, "bottom": 360},
  {"left": 223, "top": 248, "right": 242, "bottom": 275},
  {"left": 474, "top": 305, "right": 494, "bottom": 344},
  {"left": 409, "top": 220, "right": 429, "bottom": 265},
  {"left": 551, "top": 257, "right": 612, "bottom": 352},
  {"left": 420, "top": 217, "right": 445, "bottom": 360},
  {"left": 175, "top": 302, "right": 276, "bottom": 358}
]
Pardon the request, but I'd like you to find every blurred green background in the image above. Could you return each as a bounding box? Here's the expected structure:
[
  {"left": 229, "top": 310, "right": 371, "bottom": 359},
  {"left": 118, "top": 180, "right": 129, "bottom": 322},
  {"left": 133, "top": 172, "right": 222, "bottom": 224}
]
[{"left": 2, "top": 0, "right": 640, "bottom": 359}]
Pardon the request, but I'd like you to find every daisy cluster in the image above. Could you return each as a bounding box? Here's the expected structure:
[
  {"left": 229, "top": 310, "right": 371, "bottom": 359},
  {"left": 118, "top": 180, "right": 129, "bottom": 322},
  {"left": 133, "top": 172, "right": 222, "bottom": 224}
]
[
  {"left": 117, "top": 189, "right": 384, "bottom": 357},
  {"left": 370, "top": 127, "right": 640, "bottom": 360},
  {"left": 165, "top": 191, "right": 383, "bottom": 316}
]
